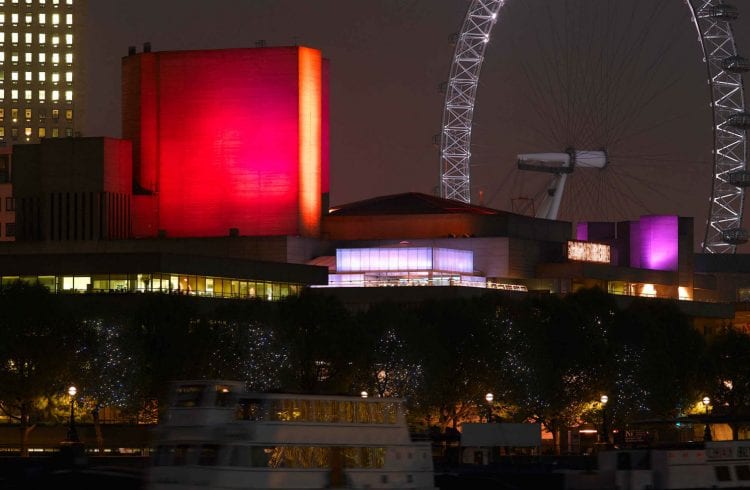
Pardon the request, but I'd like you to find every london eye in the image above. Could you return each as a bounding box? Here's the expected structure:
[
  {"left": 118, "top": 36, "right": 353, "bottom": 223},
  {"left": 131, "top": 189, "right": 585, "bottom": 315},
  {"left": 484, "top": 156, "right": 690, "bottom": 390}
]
[{"left": 438, "top": 0, "right": 749, "bottom": 253}]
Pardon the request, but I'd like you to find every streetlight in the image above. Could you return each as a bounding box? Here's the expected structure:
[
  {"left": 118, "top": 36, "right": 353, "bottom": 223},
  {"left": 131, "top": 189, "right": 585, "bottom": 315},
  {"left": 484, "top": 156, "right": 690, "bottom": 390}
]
[
  {"left": 702, "top": 396, "right": 712, "bottom": 442},
  {"left": 66, "top": 385, "right": 79, "bottom": 443},
  {"left": 360, "top": 390, "right": 368, "bottom": 399},
  {"left": 485, "top": 393, "right": 494, "bottom": 423},
  {"left": 600, "top": 395, "right": 609, "bottom": 444}
]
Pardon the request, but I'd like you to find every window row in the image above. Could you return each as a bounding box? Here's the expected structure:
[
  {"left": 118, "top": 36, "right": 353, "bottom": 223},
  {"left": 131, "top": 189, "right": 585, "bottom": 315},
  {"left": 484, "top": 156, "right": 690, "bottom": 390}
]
[
  {"left": 3, "top": 0, "right": 74, "bottom": 5},
  {"left": 0, "top": 32, "right": 72, "bottom": 44},
  {"left": 153, "top": 444, "right": 387, "bottom": 470},
  {"left": 1, "top": 70, "right": 72, "bottom": 81},
  {"left": 0, "top": 274, "right": 304, "bottom": 301},
  {"left": 0, "top": 13, "right": 73, "bottom": 25},
  {"left": 0, "top": 126, "right": 73, "bottom": 138},
  {"left": 1, "top": 107, "right": 72, "bottom": 121},
  {"left": 242, "top": 398, "right": 400, "bottom": 425},
  {"left": 1, "top": 51, "right": 74, "bottom": 64},
  {"left": 0, "top": 88, "right": 73, "bottom": 100},
  {"left": 0, "top": 52, "right": 71, "bottom": 63}
]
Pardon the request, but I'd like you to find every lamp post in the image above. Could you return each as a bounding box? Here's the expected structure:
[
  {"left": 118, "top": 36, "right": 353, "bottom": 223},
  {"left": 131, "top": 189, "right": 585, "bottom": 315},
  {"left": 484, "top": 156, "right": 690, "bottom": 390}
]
[
  {"left": 485, "top": 393, "right": 494, "bottom": 423},
  {"left": 66, "top": 385, "right": 79, "bottom": 443},
  {"left": 600, "top": 395, "right": 609, "bottom": 444},
  {"left": 702, "top": 396, "right": 712, "bottom": 442},
  {"left": 360, "top": 390, "right": 368, "bottom": 399}
]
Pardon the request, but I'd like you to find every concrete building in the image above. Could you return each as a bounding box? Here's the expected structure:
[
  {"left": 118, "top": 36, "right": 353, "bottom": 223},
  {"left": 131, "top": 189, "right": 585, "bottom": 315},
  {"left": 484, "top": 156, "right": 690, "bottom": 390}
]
[{"left": 0, "top": 0, "right": 85, "bottom": 144}]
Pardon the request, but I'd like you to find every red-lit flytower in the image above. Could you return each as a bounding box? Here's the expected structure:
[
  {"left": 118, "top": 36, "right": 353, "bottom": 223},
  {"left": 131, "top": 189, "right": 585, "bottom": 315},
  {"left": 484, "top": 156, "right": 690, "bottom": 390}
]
[{"left": 122, "top": 46, "right": 329, "bottom": 238}]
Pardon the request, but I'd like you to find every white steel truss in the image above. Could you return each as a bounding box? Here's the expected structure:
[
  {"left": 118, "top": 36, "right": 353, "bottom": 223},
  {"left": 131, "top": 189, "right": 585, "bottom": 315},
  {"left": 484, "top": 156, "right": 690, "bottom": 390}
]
[
  {"left": 439, "top": 0, "right": 748, "bottom": 253},
  {"left": 687, "top": 0, "right": 748, "bottom": 253}
]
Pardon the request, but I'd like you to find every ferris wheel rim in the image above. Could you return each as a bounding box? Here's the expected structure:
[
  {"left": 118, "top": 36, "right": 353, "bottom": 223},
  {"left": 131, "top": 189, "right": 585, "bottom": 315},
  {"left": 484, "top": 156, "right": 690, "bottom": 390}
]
[{"left": 438, "top": 0, "right": 748, "bottom": 253}]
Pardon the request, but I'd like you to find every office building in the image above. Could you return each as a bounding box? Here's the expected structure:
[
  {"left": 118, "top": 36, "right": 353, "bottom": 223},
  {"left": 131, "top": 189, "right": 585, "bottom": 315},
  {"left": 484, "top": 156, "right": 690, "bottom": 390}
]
[{"left": 0, "top": 0, "right": 84, "bottom": 144}]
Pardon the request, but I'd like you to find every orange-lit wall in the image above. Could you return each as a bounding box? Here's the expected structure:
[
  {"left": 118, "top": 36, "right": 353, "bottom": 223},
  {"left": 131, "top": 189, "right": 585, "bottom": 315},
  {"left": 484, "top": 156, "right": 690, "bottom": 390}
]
[{"left": 122, "top": 47, "right": 326, "bottom": 238}]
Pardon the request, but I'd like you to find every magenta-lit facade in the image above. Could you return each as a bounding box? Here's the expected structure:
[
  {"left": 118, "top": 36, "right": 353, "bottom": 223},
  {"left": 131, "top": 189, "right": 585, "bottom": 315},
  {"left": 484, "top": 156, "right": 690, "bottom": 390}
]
[
  {"left": 630, "top": 215, "right": 679, "bottom": 271},
  {"left": 122, "top": 46, "right": 328, "bottom": 238}
]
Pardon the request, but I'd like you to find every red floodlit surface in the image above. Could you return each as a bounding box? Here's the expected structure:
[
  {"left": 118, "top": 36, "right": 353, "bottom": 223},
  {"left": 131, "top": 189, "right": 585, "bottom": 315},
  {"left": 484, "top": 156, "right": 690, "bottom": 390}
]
[{"left": 123, "top": 47, "right": 326, "bottom": 238}]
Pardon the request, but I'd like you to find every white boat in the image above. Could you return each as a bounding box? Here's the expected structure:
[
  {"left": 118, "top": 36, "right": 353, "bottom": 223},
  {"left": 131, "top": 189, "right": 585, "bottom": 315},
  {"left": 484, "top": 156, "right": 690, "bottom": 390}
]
[
  {"left": 147, "top": 380, "right": 436, "bottom": 489},
  {"left": 564, "top": 441, "right": 750, "bottom": 489}
]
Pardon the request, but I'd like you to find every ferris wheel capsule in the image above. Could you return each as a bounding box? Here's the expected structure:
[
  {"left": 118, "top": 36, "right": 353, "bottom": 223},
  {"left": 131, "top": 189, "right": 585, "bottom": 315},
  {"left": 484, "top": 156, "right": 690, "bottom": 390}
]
[
  {"left": 727, "top": 111, "right": 750, "bottom": 130},
  {"left": 705, "top": 4, "right": 739, "bottom": 20},
  {"left": 721, "top": 55, "right": 750, "bottom": 73}
]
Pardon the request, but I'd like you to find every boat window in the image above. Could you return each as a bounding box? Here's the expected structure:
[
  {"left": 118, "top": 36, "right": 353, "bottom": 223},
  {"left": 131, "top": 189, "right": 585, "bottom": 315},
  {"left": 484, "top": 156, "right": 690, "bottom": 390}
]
[
  {"left": 356, "top": 401, "right": 371, "bottom": 423},
  {"left": 198, "top": 444, "right": 220, "bottom": 466},
  {"left": 237, "top": 399, "right": 266, "bottom": 421},
  {"left": 173, "top": 444, "right": 192, "bottom": 466},
  {"left": 340, "top": 401, "right": 355, "bottom": 423},
  {"left": 736, "top": 465, "right": 750, "bottom": 481},
  {"left": 715, "top": 465, "right": 733, "bottom": 481},
  {"left": 252, "top": 446, "right": 272, "bottom": 467},
  {"left": 229, "top": 446, "right": 251, "bottom": 466},
  {"left": 174, "top": 385, "right": 204, "bottom": 408},
  {"left": 215, "top": 385, "right": 234, "bottom": 407},
  {"left": 153, "top": 445, "right": 173, "bottom": 466}
]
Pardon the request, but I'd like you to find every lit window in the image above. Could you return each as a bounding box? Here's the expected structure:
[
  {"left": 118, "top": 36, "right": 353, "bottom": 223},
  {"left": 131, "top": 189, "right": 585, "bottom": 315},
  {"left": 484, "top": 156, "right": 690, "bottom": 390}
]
[
  {"left": 24, "top": 14, "right": 31, "bottom": 24},
  {"left": 65, "top": 72, "right": 71, "bottom": 82},
  {"left": 38, "top": 33, "right": 46, "bottom": 44},
  {"left": 0, "top": 52, "right": 4, "bottom": 62},
  {"left": 38, "top": 89, "right": 45, "bottom": 100},
  {"left": 65, "top": 14, "right": 72, "bottom": 25},
  {"left": 51, "top": 72, "right": 59, "bottom": 82},
  {"left": 0, "top": 70, "right": 4, "bottom": 80},
  {"left": 10, "top": 52, "right": 17, "bottom": 63},
  {"left": 65, "top": 109, "right": 72, "bottom": 120},
  {"left": 38, "top": 72, "right": 45, "bottom": 81},
  {"left": 52, "top": 127, "right": 58, "bottom": 137},
  {"left": 52, "top": 108, "right": 59, "bottom": 120},
  {"left": 24, "top": 71, "right": 31, "bottom": 81},
  {"left": 52, "top": 0, "right": 59, "bottom": 4},
  {"left": 10, "top": 89, "right": 16, "bottom": 99},
  {"left": 11, "top": 13, "right": 17, "bottom": 24},
  {"left": 0, "top": 89, "right": 4, "bottom": 99},
  {"left": 65, "top": 53, "right": 72, "bottom": 63},
  {"left": 38, "top": 127, "right": 45, "bottom": 138},
  {"left": 65, "top": 34, "right": 72, "bottom": 45},
  {"left": 0, "top": 33, "right": 4, "bottom": 43},
  {"left": 24, "top": 89, "right": 31, "bottom": 100},
  {"left": 11, "top": 108, "right": 17, "bottom": 121},
  {"left": 51, "top": 53, "right": 59, "bottom": 64},
  {"left": 38, "top": 13, "right": 45, "bottom": 24},
  {"left": 24, "top": 32, "right": 31, "bottom": 44},
  {"left": 65, "top": 127, "right": 72, "bottom": 137},
  {"left": 51, "top": 89, "right": 59, "bottom": 101},
  {"left": 0, "top": 127, "right": 4, "bottom": 138},
  {"left": 11, "top": 32, "right": 18, "bottom": 43},
  {"left": 24, "top": 127, "right": 30, "bottom": 137},
  {"left": 0, "top": 14, "right": 4, "bottom": 24},
  {"left": 0, "top": 108, "right": 3, "bottom": 121},
  {"left": 24, "top": 108, "right": 30, "bottom": 120},
  {"left": 10, "top": 71, "right": 17, "bottom": 81},
  {"left": 51, "top": 35, "right": 59, "bottom": 45},
  {"left": 64, "top": 89, "right": 72, "bottom": 101},
  {"left": 51, "top": 14, "right": 59, "bottom": 25},
  {"left": 24, "top": 53, "right": 30, "bottom": 63},
  {"left": 38, "top": 53, "right": 45, "bottom": 63},
  {"left": 67, "top": 0, "right": 73, "bottom": 4}
]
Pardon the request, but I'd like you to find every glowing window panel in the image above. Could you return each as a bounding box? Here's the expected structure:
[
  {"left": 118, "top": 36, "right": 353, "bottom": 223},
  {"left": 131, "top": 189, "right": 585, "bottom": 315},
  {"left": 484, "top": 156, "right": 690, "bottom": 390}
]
[
  {"left": 630, "top": 215, "right": 678, "bottom": 271},
  {"left": 567, "top": 240, "right": 611, "bottom": 263},
  {"left": 51, "top": 89, "right": 58, "bottom": 101},
  {"left": 24, "top": 52, "right": 30, "bottom": 62},
  {"left": 0, "top": 89, "right": 4, "bottom": 99},
  {"left": 11, "top": 14, "right": 17, "bottom": 24},
  {"left": 51, "top": 53, "right": 59, "bottom": 64},
  {"left": 51, "top": 72, "right": 59, "bottom": 82},
  {"left": 65, "top": 13, "right": 72, "bottom": 25},
  {"left": 38, "top": 33, "right": 45, "bottom": 44},
  {"left": 51, "top": 13, "right": 59, "bottom": 25},
  {"left": 38, "top": 89, "right": 45, "bottom": 100},
  {"left": 11, "top": 89, "right": 17, "bottom": 99},
  {"left": 10, "top": 71, "right": 17, "bottom": 81},
  {"left": 65, "top": 33, "right": 72, "bottom": 45},
  {"left": 38, "top": 71, "right": 45, "bottom": 81},
  {"left": 0, "top": 52, "right": 4, "bottom": 62},
  {"left": 64, "top": 89, "right": 72, "bottom": 101},
  {"left": 24, "top": 14, "right": 31, "bottom": 24},
  {"left": 38, "top": 13, "right": 45, "bottom": 24},
  {"left": 336, "top": 247, "right": 473, "bottom": 274},
  {"left": 65, "top": 53, "right": 72, "bottom": 64},
  {"left": 0, "top": 14, "right": 4, "bottom": 24},
  {"left": 65, "top": 71, "right": 72, "bottom": 82},
  {"left": 24, "top": 71, "right": 31, "bottom": 81},
  {"left": 24, "top": 32, "right": 31, "bottom": 44},
  {"left": 24, "top": 89, "right": 30, "bottom": 100},
  {"left": 51, "top": 35, "right": 59, "bottom": 45},
  {"left": 11, "top": 32, "right": 17, "bottom": 43}
]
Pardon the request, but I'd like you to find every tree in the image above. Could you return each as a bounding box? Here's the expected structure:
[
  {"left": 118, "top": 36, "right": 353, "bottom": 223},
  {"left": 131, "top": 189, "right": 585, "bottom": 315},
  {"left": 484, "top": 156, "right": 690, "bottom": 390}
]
[
  {"left": 706, "top": 326, "right": 750, "bottom": 440},
  {"left": 0, "top": 282, "right": 83, "bottom": 456}
]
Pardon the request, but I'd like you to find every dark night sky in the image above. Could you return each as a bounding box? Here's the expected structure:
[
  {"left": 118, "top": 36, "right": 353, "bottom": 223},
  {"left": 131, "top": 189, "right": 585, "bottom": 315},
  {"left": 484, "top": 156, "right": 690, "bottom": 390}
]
[{"left": 83, "top": 1, "right": 750, "bottom": 251}]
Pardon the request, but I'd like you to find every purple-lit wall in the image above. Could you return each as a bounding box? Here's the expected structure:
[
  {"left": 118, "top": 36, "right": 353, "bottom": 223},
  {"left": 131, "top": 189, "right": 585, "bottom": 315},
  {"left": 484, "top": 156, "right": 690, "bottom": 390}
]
[
  {"left": 630, "top": 215, "right": 679, "bottom": 271},
  {"left": 576, "top": 222, "right": 588, "bottom": 241}
]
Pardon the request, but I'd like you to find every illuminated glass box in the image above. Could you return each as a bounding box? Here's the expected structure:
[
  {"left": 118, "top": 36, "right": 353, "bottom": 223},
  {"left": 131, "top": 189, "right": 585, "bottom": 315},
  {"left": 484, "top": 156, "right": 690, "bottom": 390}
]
[{"left": 122, "top": 46, "right": 328, "bottom": 238}]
